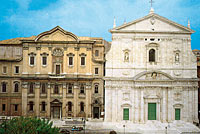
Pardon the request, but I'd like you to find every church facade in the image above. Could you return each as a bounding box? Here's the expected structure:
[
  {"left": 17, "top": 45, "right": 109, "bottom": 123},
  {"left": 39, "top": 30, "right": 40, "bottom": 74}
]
[
  {"left": 105, "top": 9, "right": 198, "bottom": 124},
  {"left": 0, "top": 26, "right": 108, "bottom": 119}
]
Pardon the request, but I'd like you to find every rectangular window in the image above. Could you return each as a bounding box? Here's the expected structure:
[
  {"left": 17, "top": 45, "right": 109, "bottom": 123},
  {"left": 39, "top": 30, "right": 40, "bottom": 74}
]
[
  {"left": 42, "top": 57, "right": 47, "bottom": 66},
  {"left": 14, "top": 104, "right": 18, "bottom": 112},
  {"left": 30, "top": 56, "right": 35, "bottom": 66},
  {"left": 42, "top": 102, "right": 46, "bottom": 111},
  {"left": 80, "top": 85, "right": 84, "bottom": 94},
  {"left": 68, "top": 84, "right": 73, "bottom": 94},
  {"left": 95, "top": 50, "right": 99, "bottom": 57},
  {"left": 3, "top": 66, "right": 7, "bottom": 74},
  {"left": 2, "top": 104, "right": 6, "bottom": 111},
  {"left": 175, "top": 109, "right": 180, "bottom": 120},
  {"left": 54, "top": 85, "right": 59, "bottom": 94},
  {"left": 95, "top": 68, "right": 99, "bottom": 75},
  {"left": 81, "top": 57, "right": 85, "bottom": 66},
  {"left": 56, "top": 65, "right": 60, "bottom": 74},
  {"left": 123, "top": 108, "right": 129, "bottom": 120},
  {"left": 15, "top": 66, "right": 19, "bottom": 74},
  {"left": 29, "top": 83, "right": 34, "bottom": 94},
  {"left": 2, "top": 83, "right": 6, "bottom": 92},
  {"left": 69, "top": 57, "right": 73, "bottom": 66}
]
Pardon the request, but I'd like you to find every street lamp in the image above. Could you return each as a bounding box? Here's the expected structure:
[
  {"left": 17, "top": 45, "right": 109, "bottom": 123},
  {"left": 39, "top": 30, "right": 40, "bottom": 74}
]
[{"left": 123, "top": 125, "right": 125, "bottom": 134}]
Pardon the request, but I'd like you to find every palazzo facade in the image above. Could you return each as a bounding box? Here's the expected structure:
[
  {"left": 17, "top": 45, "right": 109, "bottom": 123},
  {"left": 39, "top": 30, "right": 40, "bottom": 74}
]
[
  {"left": 105, "top": 9, "right": 199, "bottom": 124},
  {"left": 0, "top": 26, "right": 108, "bottom": 119}
]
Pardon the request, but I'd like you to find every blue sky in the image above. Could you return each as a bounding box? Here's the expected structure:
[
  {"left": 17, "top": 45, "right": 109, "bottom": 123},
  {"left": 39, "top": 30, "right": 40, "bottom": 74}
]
[{"left": 0, "top": 0, "right": 200, "bottom": 49}]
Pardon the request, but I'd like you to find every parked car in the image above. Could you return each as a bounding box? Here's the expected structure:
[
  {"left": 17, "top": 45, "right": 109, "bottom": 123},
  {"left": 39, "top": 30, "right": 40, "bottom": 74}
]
[
  {"left": 59, "top": 128, "right": 70, "bottom": 134},
  {"left": 71, "top": 126, "right": 83, "bottom": 131}
]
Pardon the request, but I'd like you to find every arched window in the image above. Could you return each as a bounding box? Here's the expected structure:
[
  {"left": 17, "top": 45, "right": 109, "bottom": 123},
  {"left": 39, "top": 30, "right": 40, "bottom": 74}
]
[
  {"left": 80, "top": 102, "right": 84, "bottom": 112},
  {"left": 95, "top": 85, "right": 98, "bottom": 94},
  {"left": 41, "top": 102, "right": 46, "bottom": 111},
  {"left": 29, "top": 101, "right": 34, "bottom": 111},
  {"left": 14, "top": 83, "right": 19, "bottom": 92},
  {"left": 124, "top": 52, "right": 129, "bottom": 61},
  {"left": 2, "top": 82, "right": 7, "bottom": 92},
  {"left": 68, "top": 102, "right": 72, "bottom": 112},
  {"left": 149, "top": 49, "right": 155, "bottom": 62}
]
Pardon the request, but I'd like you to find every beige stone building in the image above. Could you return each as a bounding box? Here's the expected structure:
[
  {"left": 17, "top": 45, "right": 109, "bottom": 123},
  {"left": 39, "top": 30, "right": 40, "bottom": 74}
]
[{"left": 0, "top": 26, "right": 109, "bottom": 119}]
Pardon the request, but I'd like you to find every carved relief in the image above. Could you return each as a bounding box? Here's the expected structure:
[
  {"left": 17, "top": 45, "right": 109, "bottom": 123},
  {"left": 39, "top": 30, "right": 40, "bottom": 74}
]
[
  {"left": 150, "top": 17, "right": 156, "bottom": 25},
  {"left": 52, "top": 48, "right": 64, "bottom": 56}
]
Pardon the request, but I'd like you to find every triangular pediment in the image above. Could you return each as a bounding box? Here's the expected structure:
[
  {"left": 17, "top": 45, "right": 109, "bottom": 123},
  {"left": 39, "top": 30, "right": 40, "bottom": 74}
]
[
  {"left": 35, "top": 26, "right": 79, "bottom": 42},
  {"left": 134, "top": 71, "right": 174, "bottom": 81},
  {"left": 111, "top": 13, "right": 194, "bottom": 34}
]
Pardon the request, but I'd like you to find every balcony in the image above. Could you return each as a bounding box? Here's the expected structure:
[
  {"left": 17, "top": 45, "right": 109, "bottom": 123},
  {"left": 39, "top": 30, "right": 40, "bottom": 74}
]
[
  {"left": 78, "top": 93, "right": 86, "bottom": 99},
  {"left": 49, "top": 74, "right": 65, "bottom": 78},
  {"left": 66, "top": 93, "right": 74, "bottom": 98}
]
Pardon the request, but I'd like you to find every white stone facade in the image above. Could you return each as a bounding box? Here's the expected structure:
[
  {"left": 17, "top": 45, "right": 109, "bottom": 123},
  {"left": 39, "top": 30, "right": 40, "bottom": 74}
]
[{"left": 105, "top": 11, "right": 198, "bottom": 124}]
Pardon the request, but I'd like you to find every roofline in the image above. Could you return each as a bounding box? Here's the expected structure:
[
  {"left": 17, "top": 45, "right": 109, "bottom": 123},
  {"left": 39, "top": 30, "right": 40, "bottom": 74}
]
[{"left": 110, "top": 13, "right": 195, "bottom": 33}]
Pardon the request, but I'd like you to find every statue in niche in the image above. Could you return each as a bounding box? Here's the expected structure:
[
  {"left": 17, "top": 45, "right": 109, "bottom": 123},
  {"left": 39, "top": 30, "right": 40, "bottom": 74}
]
[
  {"left": 124, "top": 52, "right": 129, "bottom": 61},
  {"left": 175, "top": 53, "right": 180, "bottom": 62}
]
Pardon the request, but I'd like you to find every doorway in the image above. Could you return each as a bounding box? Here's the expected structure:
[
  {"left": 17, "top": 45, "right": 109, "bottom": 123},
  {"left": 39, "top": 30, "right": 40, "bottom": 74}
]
[
  {"left": 93, "top": 107, "right": 100, "bottom": 119},
  {"left": 53, "top": 106, "right": 60, "bottom": 119},
  {"left": 148, "top": 103, "right": 156, "bottom": 120}
]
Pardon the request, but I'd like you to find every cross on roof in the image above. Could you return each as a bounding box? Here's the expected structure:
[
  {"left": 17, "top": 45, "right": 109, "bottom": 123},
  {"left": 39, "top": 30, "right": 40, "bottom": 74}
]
[{"left": 149, "top": 0, "right": 154, "bottom": 8}]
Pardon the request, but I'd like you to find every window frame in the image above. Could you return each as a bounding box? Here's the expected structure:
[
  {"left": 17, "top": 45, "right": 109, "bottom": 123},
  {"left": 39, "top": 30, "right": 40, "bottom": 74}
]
[
  {"left": 14, "top": 82, "right": 19, "bottom": 93},
  {"left": 68, "top": 102, "right": 72, "bottom": 112},
  {"left": 41, "top": 102, "right": 46, "bottom": 112},
  {"left": 80, "top": 102, "right": 84, "bottom": 112},
  {"left": 2, "top": 66, "right": 7, "bottom": 74},
  {"left": 14, "top": 104, "right": 18, "bottom": 112},
  {"left": 29, "top": 101, "right": 34, "bottom": 111},
  {"left": 149, "top": 49, "right": 156, "bottom": 62},
  {"left": 14, "top": 66, "right": 19, "bottom": 74},
  {"left": 95, "top": 67, "right": 99, "bottom": 75},
  {"left": 95, "top": 50, "right": 99, "bottom": 57},
  {"left": 68, "top": 83, "right": 73, "bottom": 94},
  {"left": 42, "top": 56, "right": 47, "bottom": 66},
  {"left": 94, "top": 85, "right": 99, "bottom": 94},
  {"left": 2, "top": 82, "right": 7, "bottom": 93},
  {"left": 29, "top": 83, "right": 34, "bottom": 94},
  {"left": 69, "top": 56, "right": 73, "bottom": 66},
  {"left": 80, "top": 84, "right": 85, "bottom": 94},
  {"left": 54, "top": 85, "right": 59, "bottom": 94},
  {"left": 2, "top": 104, "right": 6, "bottom": 111}
]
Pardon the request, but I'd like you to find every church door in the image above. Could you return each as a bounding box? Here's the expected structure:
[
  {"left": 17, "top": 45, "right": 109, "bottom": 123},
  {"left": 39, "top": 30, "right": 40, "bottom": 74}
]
[
  {"left": 123, "top": 108, "right": 129, "bottom": 120},
  {"left": 148, "top": 103, "right": 156, "bottom": 120},
  {"left": 93, "top": 107, "right": 100, "bottom": 119},
  {"left": 175, "top": 109, "right": 180, "bottom": 120},
  {"left": 53, "top": 107, "right": 60, "bottom": 119}
]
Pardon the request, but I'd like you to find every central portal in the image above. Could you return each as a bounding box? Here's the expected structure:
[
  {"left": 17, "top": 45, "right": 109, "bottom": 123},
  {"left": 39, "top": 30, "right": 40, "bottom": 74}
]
[
  {"left": 148, "top": 103, "right": 156, "bottom": 120},
  {"left": 51, "top": 99, "right": 62, "bottom": 119},
  {"left": 93, "top": 107, "right": 100, "bottom": 119}
]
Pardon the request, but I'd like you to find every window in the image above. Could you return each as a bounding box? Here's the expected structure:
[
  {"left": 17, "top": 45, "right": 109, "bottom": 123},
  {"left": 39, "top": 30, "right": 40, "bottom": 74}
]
[
  {"left": 80, "top": 102, "right": 84, "bottom": 112},
  {"left": 95, "top": 50, "right": 99, "bottom": 57},
  {"left": 95, "top": 68, "right": 99, "bottom": 75},
  {"left": 42, "top": 56, "right": 47, "bottom": 66},
  {"left": 15, "top": 66, "right": 19, "bottom": 74},
  {"left": 14, "top": 83, "right": 19, "bottom": 92},
  {"left": 81, "top": 57, "right": 85, "bottom": 66},
  {"left": 29, "top": 83, "right": 34, "bottom": 94},
  {"left": 29, "top": 101, "right": 34, "bottom": 111},
  {"left": 2, "top": 104, "right": 6, "bottom": 111},
  {"left": 2, "top": 66, "right": 7, "bottom": 74},
  {"left": 68, "top": 102, "right": 72, "bottom": 112},
  {"left": 2, "top": 82, "right": 6, "bottom": 92},
  {"left": 56, "top": 65, "right": 60, "bottom": 74},
  {"left": 124, "top": 52, "right": 129, "bottom": 62},
  {"left": 41, "top": 83, "right": 46, "bottom": 94},
  {"left": 80, "top": 84, "right": 84, "bottom": 94},
  {"left": 30, "top": 56, "right": 35, "bottom": 66},
  {"left": 95, "top": 85, "right": 98, "bottom": 94},
  {"left": 41, "top": 102, "right": 46, "bottom": 112},
  {"left": 14, "top": 104, "right": 18, "bottom": 112},
  {"left": 69, "top": 57, "right": 73, "bottom": 66},
  {"left": 54, "top": 85, "right": 59, "bottom": 94},
  {"left": 149, "top": 49, "right": 155, "bottom": 62},
  {"left": 68, "top": 84, "right": 73, "bottom": 94}
]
